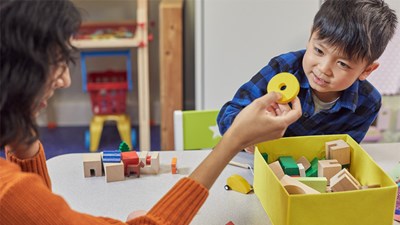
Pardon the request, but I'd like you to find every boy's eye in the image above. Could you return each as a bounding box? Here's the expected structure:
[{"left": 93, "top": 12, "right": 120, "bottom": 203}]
[
  {"left": 338, "top": 61, "right": 350, "bottom": 69},
  {"left": 314, "top": 47, "right": 323, "bottom": 55}
]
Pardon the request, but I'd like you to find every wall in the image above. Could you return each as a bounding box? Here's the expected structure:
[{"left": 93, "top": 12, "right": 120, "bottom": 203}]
[
  {"left": 369, "top": 0, "right": 400, "bottom": 142},
  {"left": 195, "top": 0, "right": 320, "bottom": 110}
]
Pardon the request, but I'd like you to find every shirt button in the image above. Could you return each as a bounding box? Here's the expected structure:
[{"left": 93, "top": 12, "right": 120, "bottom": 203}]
[{"left": 303, "top": 112, "right": 309, "bottom": 117}]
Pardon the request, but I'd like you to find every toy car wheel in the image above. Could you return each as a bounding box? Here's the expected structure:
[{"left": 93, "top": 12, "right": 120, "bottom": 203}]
[
  {"left": 224, "top": 185, "right": 231, "bottom": 191},
  {"left": 84, "top": 130, "right": 90, "bottom": 150}
]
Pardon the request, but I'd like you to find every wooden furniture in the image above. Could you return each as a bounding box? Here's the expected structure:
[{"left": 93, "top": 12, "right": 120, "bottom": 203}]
[
  {"left": 159, "top": 0, "right": 183, "bottom": 150},
  {"left": 71, "top": 0, "right": 151, "bottom": 151}
]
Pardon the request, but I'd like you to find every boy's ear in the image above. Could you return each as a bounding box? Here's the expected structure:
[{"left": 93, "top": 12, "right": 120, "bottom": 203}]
[{"left": 359, "top": 62, "right": 379, "bottom": 80}]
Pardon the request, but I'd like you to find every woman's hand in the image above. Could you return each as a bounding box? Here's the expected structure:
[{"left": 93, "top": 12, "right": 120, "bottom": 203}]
[
  {"left": 189, "top": 92, "right": 301, "bottom": 190},
  {"left": 225, "top": 92, "right": 302, "bottom": 152}
]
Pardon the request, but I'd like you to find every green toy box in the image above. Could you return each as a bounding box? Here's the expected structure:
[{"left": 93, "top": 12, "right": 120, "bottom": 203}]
[{"left": 254, "top": 134, "right": 397, "bottom": 225}]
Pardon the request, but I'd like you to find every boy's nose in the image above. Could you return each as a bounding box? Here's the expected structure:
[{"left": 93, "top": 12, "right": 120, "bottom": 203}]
[{"left": 318, "top": 61, "right": 332, "bottom": 76}]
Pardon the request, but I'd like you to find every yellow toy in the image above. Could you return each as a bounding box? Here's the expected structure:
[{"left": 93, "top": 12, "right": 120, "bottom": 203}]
[
  {"left": 267, "top": 72, "right": 300, "bottom": 104},
  {"left": 88, "top": 114, "right": 133, "bottom": 152},
  {"left": 224, "top": 174, "right": 253, "bottom": 194}
]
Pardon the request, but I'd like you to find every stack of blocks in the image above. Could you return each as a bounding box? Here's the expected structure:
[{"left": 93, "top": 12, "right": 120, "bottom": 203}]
[
  {"left": 83, "top": 149, "right": 160, "bottom": 182},
  {"left": 267, "top": 139, "right": 365, "bottom": 194},
  {"left": 103, "top": 150, "right": 125, "bottom": 182}
]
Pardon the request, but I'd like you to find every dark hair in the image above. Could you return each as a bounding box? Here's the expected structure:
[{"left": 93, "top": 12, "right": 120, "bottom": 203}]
[
  {"left": 311, "top": 0, "right": 397, "bottom": 64},
  {"left": 0, "top": 0, "right": 81, "bottom": 147}
]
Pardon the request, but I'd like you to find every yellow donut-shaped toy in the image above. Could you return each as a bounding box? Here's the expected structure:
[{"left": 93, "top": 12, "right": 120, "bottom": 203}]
[{"left": 267, "top": 72, "right": 300, "bottom": 104}]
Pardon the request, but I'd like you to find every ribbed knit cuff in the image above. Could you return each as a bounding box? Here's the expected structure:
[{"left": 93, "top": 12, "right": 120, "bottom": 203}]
[
  {"left": 147, "top": 177, "right": 208, "bottom": 225},
  {"left": 6, "top": 142, "right": 52, "bottom": 190}
]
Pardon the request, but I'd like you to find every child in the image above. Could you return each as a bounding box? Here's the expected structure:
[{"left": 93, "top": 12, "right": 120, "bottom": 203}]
[
  {"left": 0, "top": 0, "right": 302, "bottom": 224},
  {"left": 217, "top": 0, "right": 398, "bottom": 151}
]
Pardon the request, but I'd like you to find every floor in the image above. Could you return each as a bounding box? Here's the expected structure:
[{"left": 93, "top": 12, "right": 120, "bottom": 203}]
[{"left": 0, "top": 125, "right": 160, "bottom": 159}]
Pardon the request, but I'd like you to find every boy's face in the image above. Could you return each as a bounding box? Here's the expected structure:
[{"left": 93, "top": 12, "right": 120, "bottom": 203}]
[{"left": 302, "top": 32, "right": 379, "bottom": 102}]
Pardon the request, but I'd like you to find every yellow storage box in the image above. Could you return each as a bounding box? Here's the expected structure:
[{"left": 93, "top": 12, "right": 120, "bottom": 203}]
[{"left": 254, "top": 134, "right": 397, "bottom": 225}]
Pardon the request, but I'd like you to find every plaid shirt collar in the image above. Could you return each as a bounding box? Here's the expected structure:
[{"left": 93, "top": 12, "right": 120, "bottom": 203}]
[{"left": 297, "top": 70, "right": 359, "bottom": 113}]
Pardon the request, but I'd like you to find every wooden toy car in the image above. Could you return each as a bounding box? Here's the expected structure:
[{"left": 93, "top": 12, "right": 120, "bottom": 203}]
[{"left": 224, "top": 174, "right": 253, "bottom": 194}]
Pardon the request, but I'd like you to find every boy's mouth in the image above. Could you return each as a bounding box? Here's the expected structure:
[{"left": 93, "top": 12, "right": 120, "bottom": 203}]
[{"left": 312, "top": 73, "right": 329, "bottom": 87}]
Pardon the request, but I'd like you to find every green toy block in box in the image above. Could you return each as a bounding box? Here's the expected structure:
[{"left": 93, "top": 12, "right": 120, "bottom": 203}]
[
  {"left": 253, "top": 134, "right": 397, "bottom": 225},
  {"left": 305, "top": 157, "right": 318, "bottom": 177},
  {"left": 278, "top": 156, "right": 299, "bottom": 176}
]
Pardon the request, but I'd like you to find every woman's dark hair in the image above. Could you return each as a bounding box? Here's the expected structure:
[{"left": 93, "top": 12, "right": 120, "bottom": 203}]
[
  {"left": 0, "top": 0, "right": 81, "bottom": 147},
  {"left": 312, "top": 0, "right": 397, "bottom": 64}
]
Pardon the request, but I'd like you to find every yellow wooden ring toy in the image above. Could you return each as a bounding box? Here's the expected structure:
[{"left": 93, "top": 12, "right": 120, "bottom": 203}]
[{"left": 267, "top": 72, "right": 300, "bottom": 104}]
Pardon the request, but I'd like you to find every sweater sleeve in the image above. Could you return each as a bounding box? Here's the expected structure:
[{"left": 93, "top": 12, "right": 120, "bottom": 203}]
[
  {"left": 132, "top": 178, "right": 209, "bottom": 225},
  {"left": 6, "top": 141, "right": 52, "bottom": 189}
]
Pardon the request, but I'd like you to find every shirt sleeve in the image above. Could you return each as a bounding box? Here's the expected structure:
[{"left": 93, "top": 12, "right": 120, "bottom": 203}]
[
  {"left": 217, "top": 72, "right": 269, "bottom": 135},
  {"left": 346, "top": 102, "right": 381, "bottom": 143},
  {"left": 216, "top": 50, "right": 305, "bottom": 135}
]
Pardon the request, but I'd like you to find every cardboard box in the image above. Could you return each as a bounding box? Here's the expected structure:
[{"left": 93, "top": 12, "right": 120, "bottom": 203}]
[{"left": 254, "top": 135, "right": 397, "bottom": 225}]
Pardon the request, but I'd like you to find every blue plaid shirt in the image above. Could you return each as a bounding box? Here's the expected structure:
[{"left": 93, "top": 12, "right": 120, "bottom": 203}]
[{"left": 217, "top": 50, "right": 381, "bottom": 143}]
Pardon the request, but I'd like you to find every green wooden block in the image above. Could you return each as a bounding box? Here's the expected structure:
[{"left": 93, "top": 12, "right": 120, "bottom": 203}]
[
  {"left": 306, "top": 157, "right": 318, "bottom": 177},
  {"left": 278, "top": 156, "right": 299, "bottom": 176},
  {"left": 294, "top": 177, "right": 327, "bottom": 193},
  {"left": 261, "top": 152, "right": 268, "bottom": 163}
]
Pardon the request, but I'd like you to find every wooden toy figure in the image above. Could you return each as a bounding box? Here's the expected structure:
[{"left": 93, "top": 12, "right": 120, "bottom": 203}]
[
  {"left": 171, "top": 157, "right": 178, "bottom": 174},
  {"left": 119, "top": 141, "right": 130, "bottom": 152},
  {"left": 126, "top": 161, "right": 145, "bottom": 178}
]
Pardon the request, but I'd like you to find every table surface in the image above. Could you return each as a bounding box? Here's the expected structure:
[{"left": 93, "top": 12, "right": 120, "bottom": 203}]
[{"left": 47, "top": 142, "right": 400, "bottom": 225}]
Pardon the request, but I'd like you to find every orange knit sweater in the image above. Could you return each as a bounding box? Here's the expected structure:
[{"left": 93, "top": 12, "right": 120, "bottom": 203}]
[{"left": 0, "top": 143, "right": 208, "bottom": 225}]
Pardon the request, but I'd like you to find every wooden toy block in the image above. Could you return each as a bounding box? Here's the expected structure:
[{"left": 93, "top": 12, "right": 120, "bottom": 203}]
[
  {"left": 139, "top": 151, "right": 148, "bottom": 164},
  {"left": 126, "top": 161, "right": 144, "bottom": 178},
  {"left": 318, "top": 159, "right": 341, "bottom": 185},
  {"left": 83, "top": 153, "right": 102, "bottom": 177},
  {"left": 294, "top": 177, "right": 328, "bottom": 193},
  {"left": 325, "top": 139, "right": 350, "bottom": 165},
  {"left": 104, "top": 162, "right": 125, "bottom": 182},
  {"left": 297, "top": 163, "right": 306, "bottom": 177},
  {"left": 171, "top": 157, "right": 177, "bottom": 174},
  {"left": 102, "top": 150, "right": 121, "bottom": 163},
  {"left": 139, "top": 151, "right": 160, "bottom": 174},
  {"left": 280, "top": 175, "right": 321, "bottom": 194},
  {"left": 121, "top": 151, "right": 139, "bottom": 175},
  {"left": 261, "top": 152, "right": 268, "bottom": 163},
  {"left": 330, "top": 168, "right": 360, "bottom": 192},
  {"left": 296, "top": 156, "right": 311, "bottom": 170},
  {"left": 306, "top": 157, "right": 318, "bottom": 177},
  {"left": 360, "top": 184, "right": 381, "bottom": 189},
  {"left": 269, "top": 161, "right": 285, "bottom": 180},
  {"left": 278, "top": 156, "right": 299, "bottom": 176}
]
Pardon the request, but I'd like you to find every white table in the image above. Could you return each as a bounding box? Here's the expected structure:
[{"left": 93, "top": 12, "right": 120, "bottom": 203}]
[{"left": 47, "top": 143, "right": 400, "bottom": 225}]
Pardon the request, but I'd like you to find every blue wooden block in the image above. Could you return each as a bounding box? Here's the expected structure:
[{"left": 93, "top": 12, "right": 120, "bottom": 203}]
[{"left": 102, "top": 150, "right": 121, "bottom": 163}]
